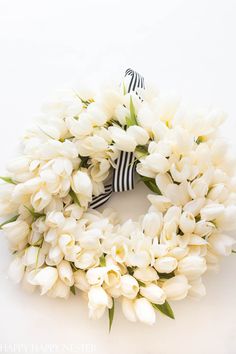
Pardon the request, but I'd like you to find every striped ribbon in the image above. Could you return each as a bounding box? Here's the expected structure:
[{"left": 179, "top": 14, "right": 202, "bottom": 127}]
[{"left": 90, "top": 68, "right": 145, "bottom": 209}]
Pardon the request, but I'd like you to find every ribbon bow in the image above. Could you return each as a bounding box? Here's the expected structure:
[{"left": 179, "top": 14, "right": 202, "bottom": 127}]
[{"left": 90, "top": 68, "right": 145, "bottom": 209}]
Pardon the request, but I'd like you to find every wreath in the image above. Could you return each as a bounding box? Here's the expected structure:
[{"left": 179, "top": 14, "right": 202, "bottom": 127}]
[{"left": 0, "top": 69, "right": 235, "bottom": 330}]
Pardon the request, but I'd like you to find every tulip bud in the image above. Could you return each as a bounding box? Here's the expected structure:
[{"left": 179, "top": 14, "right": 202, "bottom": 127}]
[
  {"left": 127, "top": 125, "right": 149, "bottom": 145},
  {"left": 177, "top": 256, "right": 207, "bottom": 280},
  {"left": 88, "top": 286, "right": 112, "bottom": 319},
  {"left": 3, "top": 220, "right": 29, "bottom": 251},
  {"left": 179, "top": 212, "right": 196, "bottom": 234},
  {"left": 46, "top": 211, "right": 65, "bottom": 228},
  {"left": 133, "top": 267, "right": 159, "bottom": 282},
  {"left": 154, "top": 256, "right": 178, "bottom": 274},
  {"left": 29, "top": 267, "right": 58, "bottom": 295},
  {"left": 142, "top": 212, "right": 163, "bottom": 237},
  {"left": 188, "top": 277, "right": 206, "bottom": 300},
  {"left": 120, "top": 275, "right": 139, "bottom": 299},
  {"left": 104, "top": 267, "right": 121, "bottom": 288},
  {"left": 122, "top": 297, "right": 137, "bottom": 322},
  {"left": 23, "top": 246, "right": 45, "bottom": 267},
  {"left": 183, "top": 198, "right": 205, "bottom": 217},
  {"left": 74, "top": 270, "right": 90, "bottom": 292},
  {"left": 140, "top": 284, "right": 166, "bottom": 304},
  {"left": 194, "top": 220, "right": 215, "bottom": 237},
  {"left": 208, "top": 233, "right": 235, "bottom": 256},
  {"left": 86, "top": 267, "right": 106, "bottom": 286},
  {"left": 71, "top": 171, "right": 92, "bottom": 199},
  {"left": 57, "top": 260, "right": 74, "bottom": 286},
  {"left": 109, "top": 126, "right": 136, "bottom": 152},
  {"left": 200, "top": 203, "right": 224, "bottom": 221},
  {"left": 31, "top": 189, "right": 52, "bottom": 212},
  {"left": 162, "top": 275, "right": 190, "bottom": 301},
  {"left": 134, "top": 298, "right": 156, "bottom": 325},
  {"left": 8, "top": 257, "right": 25, "bottom": 283},
  {"left": 47, "top": 279, "right": 70, "bottom": 299}
]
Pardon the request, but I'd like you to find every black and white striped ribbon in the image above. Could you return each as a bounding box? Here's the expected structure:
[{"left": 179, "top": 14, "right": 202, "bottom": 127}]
[{"left": 90, "top": 68, "right": 145, "bottom": 209}]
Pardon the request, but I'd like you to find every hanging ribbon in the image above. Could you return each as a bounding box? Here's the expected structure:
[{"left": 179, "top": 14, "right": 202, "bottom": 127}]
[{"left": 90, "top": 68, "right": 145, "bottom": 209}]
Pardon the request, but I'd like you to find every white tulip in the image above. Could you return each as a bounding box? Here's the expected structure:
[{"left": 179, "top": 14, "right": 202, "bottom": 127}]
[
  {"left": 31, "top": 189, "right": 52, "bottom": 212},
  {"left": 142, "top": 212, "right": 163, "bottom": 237},
  {"left": 86, "top": 103, "right": 108, "bottom": 126},
  {"left": 66, "top": 115, "right": 93, "bottom": 138},
  {"left": 179, "top": 212, "right": 196, "bottom": 234},
  {"left": 141, "top": 153, "right": 170, "bottom": 174},
  {"left": 29, "top": 267, "right": 58, "bottom": 295},
  {"left": 74, "top": 250, "right": 99, "bottom": 269},
  {"left": 120, "top": 275, "right": 139, "bottom": 299},
  {"left": 208, "top": 233, "right": 235, "bottom": 256},
  {"left": 137, "top": 104, "right": 157, "bottom": 132},
  {"left": 74, "top": 269, "right": 90, "bottom": 291},
  {"left": 114, "top": 105, "right": 129, "bottom": 125},
  {"left": 3, "top": 220, "right": 29, "bottom": 250},
  {"left": 8, "top": 257, "right": 25, "bottom": 283},
  {"left": 183, "top": 198, "right": 205, "bottom": 217},
  {"left": 90, "top": 158, "right": 110, "bottom": 183},
  {"left": 109, "top": 126, "right": 136, "bottom": 152},
  {"left": 154, "top": 257, "right": 178, "bottom": 274},
  {"left": 64, "top": 204, "right": 84, "bottom": 219},
  {"left": 134, "top": 298, "right": 156, "bottom": 325},
  {"left": 47, "top": 279, "right": 70, "bottom": 299},
  {"left": 164, "top": 205, "right": 181, "bottom": 224},
  {"left": 45, "top": 211, "right": 65, "bottom": 228},
  {"left": 194, "top": 220, "right": 215, "bottom": 237},
  {"left": 155, "top": 173, "right": 172, "bottom": 195},
  {"left": 133, "top": 267, "right": 159, "bottom": 282},
  {"left": 169, "top": 246, "right": 189, "bottom": 260},
  {"left": 170, "top": 157, "right": 191, "bottom": 183},
  {"left": 177, "top": 256, "right": 207, "bottom": 280},
  {"left": 127, "top": 126, "right": 149, "bottom": 145},
  {"left": 121, "top": 297, "right": 137, "bottom": 322},
  {"left": 57, "top": 260, "right": 74, "bottom": 286},
  {"left": 216, "top": 205, "right": 236, "bottom": 231},
  {"left": 23, "top": 246, "right": 44, "bottom": 267},
  {"left": 148, "top": 195, "right": 172, "bottom": 212},
  {"left": 207, "top": 183, "right": 229, "bottom": 203},
  {"left": 0, "top": 184, "right": 18, "bottom": 215},
  {"left": 86, "top": 267, "right": 107, "bottom": 286},
  {"left": 88, "top": 286, "right": 112, "bottom": 319},
  {"left": 162, "top": 275, "right": 190, "bottom": 301},
  {"left": 188, "top": 277, "right": 206, "bottom": 300},
  {"left": 46, "top": 246, "right": 64, "bottom": 265},
  {"left": 77, "top": 135, "right": 108, "bottom": 157},
  {"left": 200, "top": 203, "right": 224, "bottom": 221},
  {"left": 104, "top": 267, "right": 121, "bottom": 288},
  {"left": 140, "top": 284, "right": 166, "bottom": 304},
  {"left": 71, "top": 170, "right": 92, "bottom": 207}
]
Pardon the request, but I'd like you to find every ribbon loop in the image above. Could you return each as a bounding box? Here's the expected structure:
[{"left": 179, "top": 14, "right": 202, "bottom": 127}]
[{"left": 90, "top": 68, "right": 145, "bottom": 209}]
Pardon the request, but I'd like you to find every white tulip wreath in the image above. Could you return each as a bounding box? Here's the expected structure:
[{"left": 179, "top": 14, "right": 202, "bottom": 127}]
[{"left": 0, "top": 69, "right": 236, "bottom": 329}]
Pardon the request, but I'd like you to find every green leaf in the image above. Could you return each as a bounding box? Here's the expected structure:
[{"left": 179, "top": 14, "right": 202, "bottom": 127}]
[
  {"left": 108, "top": 298, "right": 115, "bottom": 332},
  {"left": 140, "top": 176, "right": 162, "bottom": 194},
  {"left": 0, "top": 176, "right": 17, "bottom": 184},
  {"left": 137, "top": 280, "right": 146, "bottom": 287},
  {"left": 99, "top": 254, "right": 106, "bottom": 267},
  {"left": 70, "top": 285, "right": 76, "bottom": 295},
  {"left": 152, "top": 301, "right": 175, "bottom": 319},
  {"left": 123, "top": 82, "right": 127, "bottom": 95},
  {"left": 135, "top": 145, "right": 148, "bottom": 159},
  {"left": 126, "top": 96, "right": 138, "bottom": 127},
  {"left": 69, "top": 189, "right": 81, "bottom": 206},
  {"left": 232, "top": 250, "right": 236, "bottom": 254},
  {"left": 157, "top": 271, "right": 175, "bottom": 279},
  {"left": 0, "top": 214, "right": 19, "bottom": 229},
  {"left": 24, "top": 205, "right": 45, "bottom": 221}
]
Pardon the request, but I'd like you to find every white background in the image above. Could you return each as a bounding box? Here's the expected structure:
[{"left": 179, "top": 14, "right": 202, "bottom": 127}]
[{"left": 0, "top": 1, "right": 236, "bottom": 353}]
